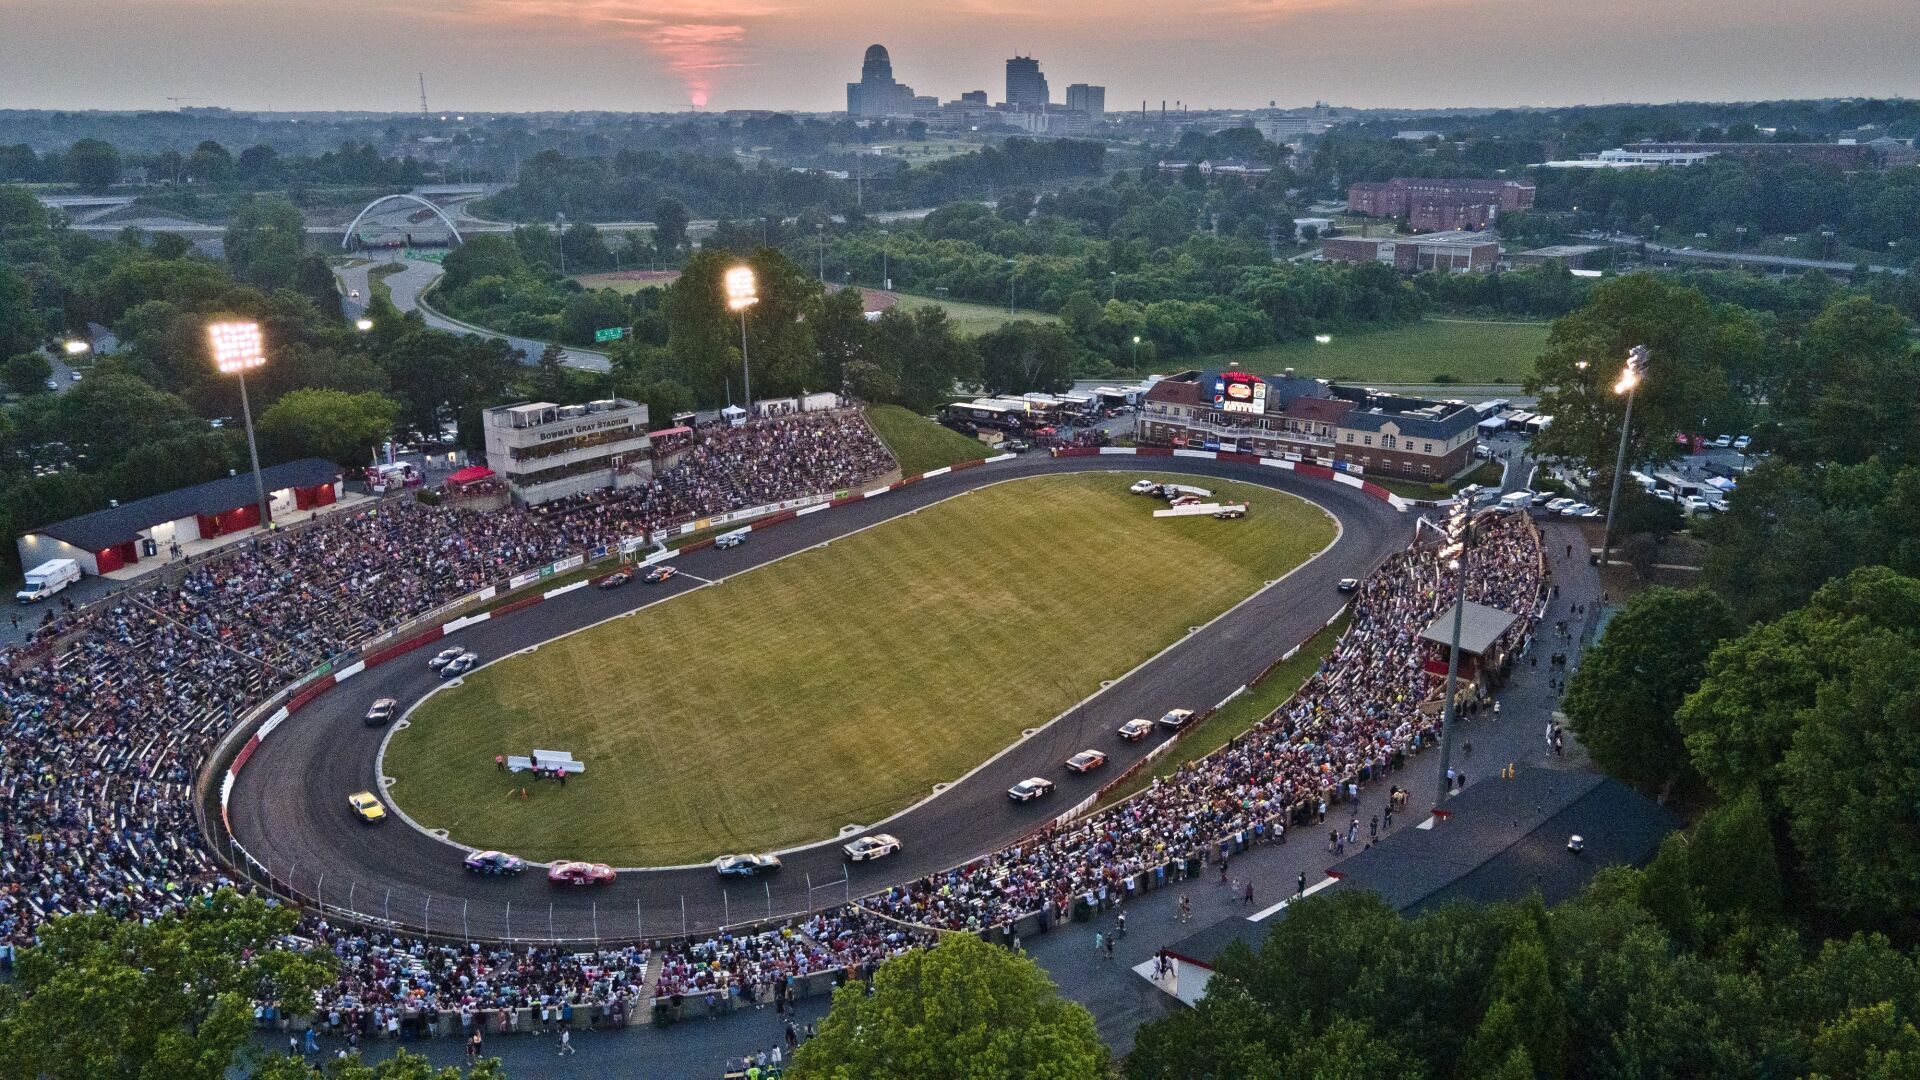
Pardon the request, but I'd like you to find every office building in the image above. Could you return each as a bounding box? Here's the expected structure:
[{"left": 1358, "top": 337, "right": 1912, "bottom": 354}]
[
  {"left": 483, "top": 398, "right": 652, "bottom": 505},
  {"left": 846, "top": 44, "right": 919, "bottom": 118},
  {"left": 960, "top": 90, "right": 988, "bottom": 106},
  {"left": 1321, "top": 231, "right": 1500, "bottom": 274},
  {"left": 1138, "top": 369, "right": 1481, "bottom": 481},
  {"left": 1346, "top": 178, "right": 1534, "bottom": 219},
  {"left": 1065, "top": 83, "right": 1105, "bottom": 118},
  {"left": 1005, "top": 55, "right": 1049, "bottom": 109}
]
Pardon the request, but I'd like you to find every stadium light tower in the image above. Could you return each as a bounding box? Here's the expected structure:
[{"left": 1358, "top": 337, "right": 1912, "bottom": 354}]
[
  {"left": 208, "top": 320, "right": 273, "bottom": 532},
  {"left": 1434, "top": 490, "right": 1478, "bottom": 807},
  {"left": 726, "top": 265, "right": 758, "bottom": 417},
  {"left": 1599, "top": 345, "right": 1648, "bottom": 572}
]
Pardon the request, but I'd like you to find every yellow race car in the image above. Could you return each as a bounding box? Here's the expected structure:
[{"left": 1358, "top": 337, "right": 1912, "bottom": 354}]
[{"left": 348, "top": 791, "right": 387, "bottom": 824}]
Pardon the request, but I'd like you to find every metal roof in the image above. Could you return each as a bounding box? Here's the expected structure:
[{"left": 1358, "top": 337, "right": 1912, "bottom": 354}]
[
  {"left": 1419, "top": 599, "right": 1523, "bottom": 658},
  {"left": 27, "top": 458, "right": 340, "bottom": 552}
]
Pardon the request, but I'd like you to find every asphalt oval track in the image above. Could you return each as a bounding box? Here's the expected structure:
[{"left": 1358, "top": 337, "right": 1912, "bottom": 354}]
[{"left": 227, "top": 455, "right": 1411, "bottom": 942}]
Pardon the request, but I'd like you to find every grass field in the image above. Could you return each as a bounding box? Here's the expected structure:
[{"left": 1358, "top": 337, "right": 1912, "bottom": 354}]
[
  {"left": 574, "top": 271, "right": 681, "bottom": 294},
  {"left": 385, "top": 472, "right": 1336, "bottom": 865},
  {"left": 864, "top": 404, "right": 987, "bottom": 475},
  {"left": 1199, "top": 318, "right": 1550, "bottom": 386},
  {"left": 890, "top": 293, "right": 1058, "bottom": 336}
]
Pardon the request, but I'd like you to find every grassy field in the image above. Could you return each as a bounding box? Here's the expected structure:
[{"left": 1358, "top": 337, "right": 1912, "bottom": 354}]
[
  {"left": 386, "top": 472, "right": 1336, "bottom": 865},
  {"left": 1370, "top": 458, "right": 1506, "bottom": 501},
  {"left": 367, "top": 262, "right": 405, "bottom": 306},
  {"left": 864, "top": 404, "right": 987, "bottom": 475},
  {"left": 574, "top": 271, "right": 681, "bottom": 294},
  {"left": 1198, "top": 318, "right": 1550, "bottom": 386},
  {"left": 890, "top": 293, "right": 1058, "bottom": 336}
]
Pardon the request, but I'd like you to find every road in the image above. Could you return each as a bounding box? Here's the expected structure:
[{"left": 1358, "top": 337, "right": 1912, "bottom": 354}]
[
  {"left": 337, "top": 257, "right": 611, "bottom": 373},
  {"left": 225, "top": 455, "right": 1409, "bottom": 944},
  {"left": 1585, "top": 231, "right": 1908, "bottom": 276}
]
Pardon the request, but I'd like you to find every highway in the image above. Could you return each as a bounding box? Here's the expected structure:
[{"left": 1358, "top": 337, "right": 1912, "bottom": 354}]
[
  {"left": 223, "top": 455, "right": 1410, "bottom": 944},
  {"left": 336, "top": 256, "right": 611, "bottom": 373}
]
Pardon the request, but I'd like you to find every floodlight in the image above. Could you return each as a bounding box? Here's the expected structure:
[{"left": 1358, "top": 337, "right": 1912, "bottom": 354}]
[
  {"left": 208, "top": 321, "right": 265, "bottom": 373},
  {"left": 725, "top": 266, "right": 758, "bottom": 312}
]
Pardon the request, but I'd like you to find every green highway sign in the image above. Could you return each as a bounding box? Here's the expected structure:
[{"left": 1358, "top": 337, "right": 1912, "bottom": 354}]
[{"left": 594, "top": 326, "right": 626, "bottom": 343}]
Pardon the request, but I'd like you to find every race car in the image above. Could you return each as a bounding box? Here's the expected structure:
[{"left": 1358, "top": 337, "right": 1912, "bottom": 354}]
[
  {"left": 1130, "top": 480, "right": 1162, "bottom": 496},
  {"left": 548, "top": 861, "right": 617, "bottom": 886},
  {"left": 1337, "top": 578, "right": 1360, "bottom": 593},
  {"left": 439, "top": 652, "right": 479, "bottom": 679},
  {"left": 464, "top": 851, "right": 524, "bottom": 876},
  {"left": 1008, "top": 777, "right": 1055, "bottom": 802},
  {"left": 1065, "top": 750, "right": 1108, "bottom": 774},
  {"left": 428, "top": 646, "right": 465, "bottom": 671},
  {"left": 714, "top": 853, "right": 782, "bottom": 878},
  {"left": 348, "top": 791, "right": 387, "bottom": 824},
  {"left": 595, "top": 570, "right": 633, "bottom": 589},
  {"left": 1213, "top": 505, "right": 1247, "bottom": 519},
  {"left": 363, "top": 698, "right": 398, "bottom": 727},
  {"left": 843, "top": 834, "right": 901, "bottom": 862},
  {"left": 714, "top": 533, "right": 745, "bottom": 549},
  {"left": 643, "top": 565, "right": 678, "bottom": 584},
  {"left": 1117, "top": 718, "right": 1156, "bottom": 742},
  {"left": 1157, "top": 708, "right": 1195, "bottom": 730}
]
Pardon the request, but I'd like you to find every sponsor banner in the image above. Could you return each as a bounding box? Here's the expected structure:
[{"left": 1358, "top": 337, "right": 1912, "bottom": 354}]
[
  {"left": 1098, "top": 447, "right": 1137, "bottom": 455},
  {"left": 618, "top": 536, "right": 649, "bottom": 555},
  {"left": 1260, "top": 458, "right": 1297, "bottom": 471},
  {"left": 1173, "top": 449, "right": 1217, "bottom": 460},
  {"left": 554, "top": 553, "right": 585, "bottom": 573},
  {"left": 332, "top": 660, "right": 366, "bottom": 683},
  {"left": 507, "top": 567, "right": 545, "bottom": 591}
]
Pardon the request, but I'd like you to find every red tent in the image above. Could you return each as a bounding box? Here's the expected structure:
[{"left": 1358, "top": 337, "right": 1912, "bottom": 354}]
[{"left": 446, "top": 465, "right": 495, "bottom": 487}]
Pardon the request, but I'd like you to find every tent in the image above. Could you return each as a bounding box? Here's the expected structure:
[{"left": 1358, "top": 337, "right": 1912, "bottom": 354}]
[
  {"left": 446, "top": 465, "right": 495, "bottom": 486},
  {"left": 720, "top": 405, "right": 748, "bottom": 428}
]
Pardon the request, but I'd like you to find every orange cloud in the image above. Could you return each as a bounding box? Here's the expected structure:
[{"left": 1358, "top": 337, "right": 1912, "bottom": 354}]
[{"left": 444, "top": 0, "right": 777, "bottom": 105}]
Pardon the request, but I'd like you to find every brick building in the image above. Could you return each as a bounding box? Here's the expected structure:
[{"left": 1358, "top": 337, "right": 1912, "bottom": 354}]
[
  {"left": 1137, "top": 370, "right": 1481, "bottom": 481},
  {"left": 1409, "top": 199, "right": 1498, "bottom": 232},
  {"left": 1321, "top": 231, "right": 1499, "bottom": 273},
  {"left": 1346, "top": 177, "right": 1535, "bottom": 219}
]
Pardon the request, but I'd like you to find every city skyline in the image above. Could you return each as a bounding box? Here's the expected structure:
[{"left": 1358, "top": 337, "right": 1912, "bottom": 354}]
[{"left": 1, "top": 0, "right": 1917, "bottom": 114}]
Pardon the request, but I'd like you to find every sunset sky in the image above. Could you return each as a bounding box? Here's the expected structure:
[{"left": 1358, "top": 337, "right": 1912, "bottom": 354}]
[{"left": 2, "top": 0, "right": 1917, "bottom": 113}]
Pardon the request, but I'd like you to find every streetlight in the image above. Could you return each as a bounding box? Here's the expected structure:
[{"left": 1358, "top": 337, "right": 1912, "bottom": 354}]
[
  {"left": 1006, "top": 258, "right": 1016, "bottom": 315},
  {"left": 1131, "top": 335, "right": 1141, "bottom": 377},
  {"left": 816, "top": 223, "right": 825, "bottom": 284},
  {"left": 879, "top": 229, "right": 889, "bottom": 291},
  {"left": 355, "top": 318, "right": 374, "bottom": 332},
  {"left": 554, "top": 213, "right": 568, "bottom": 274},
  {"left": 207, "top": 321, "right": 272, "bottom": 531},
  {"left": 725, "top": 265, "right": 758, "bottom": 416},
  {"left": 1110, "top": 270, "right": 1118, "bottom": 300},
  {"left": 1599, "top": 345, "right": 1648, "bottom": 572},
  {"left": 62, "top": 340, "right": 90, "bottom": 357},
  {"left": 1434, "top": 490, "right": 1477, "bottom": 807}
]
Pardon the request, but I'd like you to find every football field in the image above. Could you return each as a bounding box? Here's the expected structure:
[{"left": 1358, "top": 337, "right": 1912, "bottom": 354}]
[{"left": 384, "top": 472, "right": 1334, "bottom": 865}]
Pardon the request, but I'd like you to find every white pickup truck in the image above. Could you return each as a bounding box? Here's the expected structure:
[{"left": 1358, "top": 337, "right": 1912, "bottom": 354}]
[{"left": 16, "top": 558, "right": 80, "bottom": 603}]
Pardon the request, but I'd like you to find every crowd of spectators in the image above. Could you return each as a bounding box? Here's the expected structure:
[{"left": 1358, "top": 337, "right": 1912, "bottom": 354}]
[{"left": 0, "top": 412, "right": 1542, "bottom": 1040}]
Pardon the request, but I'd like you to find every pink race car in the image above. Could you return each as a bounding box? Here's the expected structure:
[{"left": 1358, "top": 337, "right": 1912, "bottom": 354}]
[{"left": 547, "top": 860, "right": 617, "bottom": 886}]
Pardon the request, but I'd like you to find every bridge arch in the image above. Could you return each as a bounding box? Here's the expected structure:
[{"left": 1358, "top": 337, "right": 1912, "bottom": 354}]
[{"left": 340, "top": 193, "right": 464, "bottom": 250}]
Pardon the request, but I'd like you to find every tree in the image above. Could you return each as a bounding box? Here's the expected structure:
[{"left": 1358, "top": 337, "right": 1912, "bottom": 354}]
[
  {"left": 0, "top": 891, "right": 332, "bottom": 1080},
  {"left": 0, "top": 264, "right": 43, "bottom": 359},
  {"left": 1776, "top": 297, "right": 1920, "bottom": 468},
  {"left": 250, "top": 1048, "right": 506, "bottom": 1080},
  {"left": 787, "top": 934, "right": 1106, "bottom": 1080},
  {"left": 224, "top": 197, "right": 308, "bottom": 294},
  {"left": 1562, "top": 586, "right": 1736, "bottom": 796},
  {"left": 976, "top": 321, "right": 1077, "bottom": 395},
  {"left": 65, "top": 138, "right": 120, "bottom": 191},
  {"left": 259, "top": 388, "right": 399, "bottom": 465},
  {"left": 4, "top": 351, "right": 52, "bottom": 395},
  {"left": 653, "top": 196, "right": 691, "bottom": 255}
]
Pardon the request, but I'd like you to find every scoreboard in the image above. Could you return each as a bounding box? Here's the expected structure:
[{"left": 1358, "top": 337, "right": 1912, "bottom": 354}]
[{"left": 1211, "top": 370, "right": 1267, "bottom": 415}]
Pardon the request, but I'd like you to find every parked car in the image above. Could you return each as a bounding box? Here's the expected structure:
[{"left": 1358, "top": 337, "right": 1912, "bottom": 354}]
[
  {"left": 348, "top": 791, "right": 387, "bottom": 824},
  {"left": 1733, "top": 435, "right": 1753, "bottom": 451},
  {"left": 1117, "top": 718, "right": 1156, "bottom": 742},
  {"left": 714, "top": 854, "right": 782, "bottom": 877},
  {"left": 1007, "top": 777, "right": 1055, "bottom": 802},
  {"left": 1544, "top": 497, "right": 1575, "bottom": 513},
  {"left": 1004, "top": 440, "right": 1031, "bottom": 453},
  {"left": 363, "top": 698, "right": 397, "bottom": 727},
  {"left": 715, "top": 533, "right": 745, "bottom": 549},
  {"left": 1559, "top": 503, "right": 1595, "bottom": 517},
  {"left": 439, "top": 652, "right": 479, "bottom": 678},
  {"left": 1157, "top": 708, "right": 1196, "bottom": 730},
  {"left": 1065, "top": 750, "right": 1108, "bottom": 773},
  {"left": 643, "top": 566, "right": 677, "bottom": 584},
  {"left": 463, "top": 851, "right": 525, "bottom": 875},
  {"left": 1713, "top": 434, "right": 1733, "bottom": 448},
  {"left": 1530, "top": 492, "right": 1553, "bottom": 507},
  {"left": 843, "top": 834, "right": 901, "bottom": 862},
  {"left": 428, "top": 646, "right": 464, "bottom": 671},
  {"left": 1130, "top": 480, "right": 1162, "bottom": 496},
  {"left": 596, "top": 571, "right": 633, "bottom": 589},
  {"left": 548, "top": 861, "right": 617, "bottom": 886}
]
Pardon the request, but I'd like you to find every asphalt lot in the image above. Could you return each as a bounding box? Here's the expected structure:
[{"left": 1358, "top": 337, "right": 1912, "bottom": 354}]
[{"left": 225, "top": 454, "right": 1410, "bottom": 942}]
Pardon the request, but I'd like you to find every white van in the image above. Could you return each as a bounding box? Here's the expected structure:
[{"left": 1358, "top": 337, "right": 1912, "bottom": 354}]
[
  {"left": 1499, "top": 491, "right": 1533, "bottom": 512},
  {"left": 17, "top": 558, "right": 80, "bottom": 603}
]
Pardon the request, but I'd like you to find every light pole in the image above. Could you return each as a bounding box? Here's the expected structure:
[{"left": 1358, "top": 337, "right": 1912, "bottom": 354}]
[
  {"left": 1131, "top": 334, "right": 1141, "bottom": 378},
  {"left": 726, "top": 265, "right": 758, "bottom": 417},
  {"left": 1599, "top": 345, "right": 1647, "bottom": 572},
  {"left": 1007, "top": 258, "right": 1016, "bottom": 315},
  {"left": 817, "top": 224, "right": 825, "bottom": 284},
  {"left": 1110, "top": 270, "right": 1118, "bottom": 300},
  {"left": 1434, "top": 491, "right": 1477, "bottom": 807},
  {"left": 208, "top": 321, "right": 272, "bottom": 531},
  {"left": 880, "top": 229, "right": 889, "bottom": 291},
  {"left": 555, "top": 213, "right": 567, "bottom": 275}
]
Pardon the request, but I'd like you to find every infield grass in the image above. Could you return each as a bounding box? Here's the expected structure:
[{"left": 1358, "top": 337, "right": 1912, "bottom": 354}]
[
  {"left": 385, "top": 472, "right": 1335, "bottom": 865},
  {"left": 863, "top": 404, "right": 988, "bottom": 476}
]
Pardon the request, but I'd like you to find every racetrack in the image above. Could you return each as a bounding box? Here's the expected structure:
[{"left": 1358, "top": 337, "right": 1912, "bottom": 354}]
[
  {"left": 223, "top": 454, "right": 1410, "bottom": 943},
  {"left": 384, "top": 473, "right": 1336, "bottom": 866}
]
